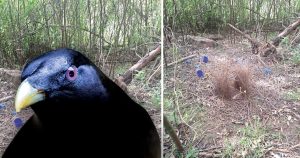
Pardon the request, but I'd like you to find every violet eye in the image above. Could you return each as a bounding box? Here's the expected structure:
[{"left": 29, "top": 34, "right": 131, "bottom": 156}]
[{"left": 66, "top": 66, "right": 78, "bottom": 81}]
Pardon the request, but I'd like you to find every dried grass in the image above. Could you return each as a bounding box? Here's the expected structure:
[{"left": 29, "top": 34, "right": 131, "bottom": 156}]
[
  {"left": 212, "top": 61, "right": 253, "bottom": 99},
  {"left": 233, "top": 65, "right": 252, "bottom": 96}
]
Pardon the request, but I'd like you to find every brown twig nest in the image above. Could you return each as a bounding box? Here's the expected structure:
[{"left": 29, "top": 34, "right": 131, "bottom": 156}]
[{"left": 212, "top": 60, "right": 253, "bottom": 99}]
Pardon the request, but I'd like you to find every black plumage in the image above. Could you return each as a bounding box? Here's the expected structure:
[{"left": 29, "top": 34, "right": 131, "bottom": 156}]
[{"left": 3, "top": 48, "right": 160, "bottom": 158}]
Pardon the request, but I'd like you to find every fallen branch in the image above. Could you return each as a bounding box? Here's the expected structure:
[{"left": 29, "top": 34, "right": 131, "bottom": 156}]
[
  {"left": 228, "top": 23, "right": 262, "bottom": 54},
  {"left": 229, "top": 19, "right": 300, "bottom": 58},
  {"left": 272, "top": 18, "right": 300, "bottom": 46},
  {"left": 228, "top": 23, "right": 261, "bottom": 47},
  {"left": 117, "top": 46, "right": 161, "bottom": 85}
]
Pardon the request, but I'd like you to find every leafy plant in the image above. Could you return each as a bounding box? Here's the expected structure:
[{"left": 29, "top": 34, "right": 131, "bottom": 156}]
[
  {"left": 135, "top": 70, "right": 146, "bottom": 81},
  {"left": 284, "top": 89, "right": 300, "bottom": 101}
]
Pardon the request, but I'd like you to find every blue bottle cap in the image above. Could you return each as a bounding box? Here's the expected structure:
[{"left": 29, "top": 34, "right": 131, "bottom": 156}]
[
  {"left": 203, "top": 55, "right": 208, "bottom": 63},
  {"left": 14, "top": 118, "right": 23, "bottom": 128},
  {"left": 196, "top": 69, "right": 204, "bottom": 78}
]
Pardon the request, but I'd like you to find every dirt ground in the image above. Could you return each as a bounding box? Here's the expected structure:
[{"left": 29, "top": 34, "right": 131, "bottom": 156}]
[
  {"left": 164, "top": 36, "right": 300, "bottom": 157},
  {"left": 0, "top": 67, "right": 161, "bottom": 157}
]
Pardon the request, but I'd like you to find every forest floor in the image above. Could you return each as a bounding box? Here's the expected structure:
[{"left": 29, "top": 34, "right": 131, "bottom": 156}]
[
  {"left": 0, "top": 63, "right": 161, "bottom": 157},
  {"left": 164, "top": 35, "right": 300, "bottom": 158}
]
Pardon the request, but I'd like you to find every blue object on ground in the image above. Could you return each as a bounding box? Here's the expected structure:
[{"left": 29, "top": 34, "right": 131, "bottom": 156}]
[
  {"left": 184, "top": 59, "right": 192, "bottom": 64},
  {"left": 194, "top": 64, "right": 200, "bottom": 69},
  {"left": 196, "top": 69, "right": 204, "bottom": 78},
  {"left": 14, "top": 118, "right": 23, "bottom": 128},
  {"left": 203, "top": 55, "right": 208, "bottom": 63},
  {"left": 0, "top": 103, "right": 5, "bottom": 110},
  {"left": 263, "top": 67, "right": 272, "bottom": 75}
]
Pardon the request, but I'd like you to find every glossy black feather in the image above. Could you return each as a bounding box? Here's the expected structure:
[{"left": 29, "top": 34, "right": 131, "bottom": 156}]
[{"left": 3, "top": 48, "right": 160, "bottom": 158}]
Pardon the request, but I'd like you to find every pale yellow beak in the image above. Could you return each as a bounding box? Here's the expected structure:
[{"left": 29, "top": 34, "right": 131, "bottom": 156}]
[{"left": 15, "top": 79, "right": 45, "bottom": 112}]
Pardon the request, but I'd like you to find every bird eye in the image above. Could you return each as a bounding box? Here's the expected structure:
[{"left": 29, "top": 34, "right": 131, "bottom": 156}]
[{"left": 66, "top": 66, "right": 78, "bottom": 81}]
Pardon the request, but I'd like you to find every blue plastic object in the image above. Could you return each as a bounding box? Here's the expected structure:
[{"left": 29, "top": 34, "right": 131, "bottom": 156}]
[
  {"left": 263, "top": 67, "right": 272, "bottom": 75},
  {"left": 196, "top": 69, "right": 204, "bottom": 78},
  {"left": 184, "top": 59, "right": 192, "bottom": 64},
  {"left": 0, "top": 103, "right": 5, "bottom": 110},
  {"left": 14, "top": 118, "right": 23, "bottom": 128},
  {"left": 11, "top": 111, "right": 17, "bottom": 115},
  {"left": 203, "top": 55, "right": 208, "bottom": 63}
]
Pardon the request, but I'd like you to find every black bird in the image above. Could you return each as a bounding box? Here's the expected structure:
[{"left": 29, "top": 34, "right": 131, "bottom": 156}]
[{"left": 3, "top": 48, "right": 160, "bottom": 158}]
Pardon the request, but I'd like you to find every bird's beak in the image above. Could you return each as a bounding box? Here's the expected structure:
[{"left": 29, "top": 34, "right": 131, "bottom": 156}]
[{"left": 15, "top": 79, "right": 45, "bottom": 112}]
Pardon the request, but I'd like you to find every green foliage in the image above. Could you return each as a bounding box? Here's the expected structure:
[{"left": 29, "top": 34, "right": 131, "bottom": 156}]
[
  {"left": 281, "top": 37, "right": 290, "bottom": 47},
  {"left": 164, "top": 97, "right": 173, "bottom": 109},
  {"left": 172, "top": 146, "right": 199, "bottom": 158},
  {"left": 284, "top": 88, "right": 300, "bottom": 101},
  {"left": 150, "top": 88, "right": 161, "bottom": 108},
  {"left": 221, "top": 117, "right": 267, "bottom": 158},
  {"left": 290, "top": 46, "right": 300, "bottom": 65},
  {"left": 0, "top": 0, "right": 160, "bottom": 68},
  {"left": 115, "top": 64, "right": 131, "bottom": 76},
  {"left": 222, "top": 140, "right": 234, "bottom": 158},
  {"left": 164, "top": 96, "right": 178, "bottom": 123},
  {"left": 165, "top": 0, "right": 300, "bottom": 33},
  {"left": 185, "top": 147, "right": 199, "bottom": 158},
  {"left": 237, "top": 118, "right": 265, "bottom": 157},
  {"left": 135, "top": 70, "right": 146, "bottom": 81}
]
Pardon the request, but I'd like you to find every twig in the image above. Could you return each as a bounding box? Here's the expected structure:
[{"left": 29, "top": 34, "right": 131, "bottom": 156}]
[
  {"left": 198, "top": 152, "right": 222, "bottom": 158},
  {"left": 0, "top": 95, "right": 14, "bottom": 102},
  {"left": 147, "top": 65, "right": 161, "bottom": 83},
  {"left": 167, "top": 54, "right": 197, "bottom": 67},
  {"left": 199, "top": 146, "right": 223, "bottom": 152},
  {"left": 163, "top": 115, "right": 184, "bottom": 154},
  {"left": 227, "top": 23, "right": 261, "bottom": 47},
  {"left": 290, "top": 143, "right": 300, "bottom": 150}
]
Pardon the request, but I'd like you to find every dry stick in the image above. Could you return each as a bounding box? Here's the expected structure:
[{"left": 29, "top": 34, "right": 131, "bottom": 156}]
[
  {"left": 167, "top": 54, "right": 197, "bottom": 67},
  {"left": 198, "top": 152, "right": 222, "bottom": 158},
  {"left": 272, "top": 18, "right": 300, "bottom": 46},
  {"left": 227, "top": 23, "right": 262, "bottom": 47},
  {"left": 117, "top": 46, "right": 161, "bottom": 85},
  {"left": 146, "top": 54, "right": 198, "bottom": 81},
  {"left": 290, "top": 143, "right": 300, "bottom": 150},
  {"left": 0, "top": 96, "right": 14, "bottom": 102},
  {"left": 163, "top": 115, "right": 184, "bottom": 153},
  {"left": 227, "top": 24, "right": 269, "bottom": 66},
  {"left": 147, "top": 65, "right": 161, "bottom": 83}
]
